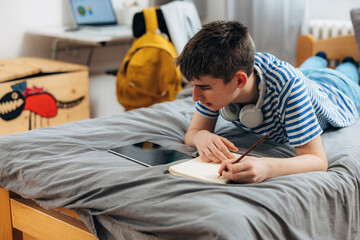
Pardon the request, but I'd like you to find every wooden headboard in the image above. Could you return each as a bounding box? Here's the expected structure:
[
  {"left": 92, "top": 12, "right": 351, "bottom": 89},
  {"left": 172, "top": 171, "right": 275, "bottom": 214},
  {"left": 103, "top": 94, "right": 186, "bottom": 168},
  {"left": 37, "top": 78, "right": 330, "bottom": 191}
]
[{"left": 296, "top": 34, "right": 359, "bottom": 67}]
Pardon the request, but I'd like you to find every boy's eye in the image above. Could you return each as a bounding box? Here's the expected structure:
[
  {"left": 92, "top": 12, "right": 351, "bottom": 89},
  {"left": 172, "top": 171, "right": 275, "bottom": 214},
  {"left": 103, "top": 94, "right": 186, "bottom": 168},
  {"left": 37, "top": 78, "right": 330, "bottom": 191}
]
[{"left": 199, "top": 86, "right": 211, "bottom": 90}]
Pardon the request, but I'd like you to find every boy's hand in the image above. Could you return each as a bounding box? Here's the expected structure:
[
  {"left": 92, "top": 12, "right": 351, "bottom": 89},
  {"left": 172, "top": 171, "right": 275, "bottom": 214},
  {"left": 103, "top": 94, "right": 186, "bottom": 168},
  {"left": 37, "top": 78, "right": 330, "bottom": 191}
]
[
  {"left": 194, "top": 130, "right": 238, "bottom": 163},
  {"left": 219, "top": 156, "right": 271, "bottom": 183}
]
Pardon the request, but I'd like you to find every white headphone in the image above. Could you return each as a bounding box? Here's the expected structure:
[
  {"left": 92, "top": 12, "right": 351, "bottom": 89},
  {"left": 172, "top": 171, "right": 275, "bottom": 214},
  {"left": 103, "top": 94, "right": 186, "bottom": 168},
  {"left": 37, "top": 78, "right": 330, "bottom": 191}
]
[{"left": 219, "top": 65, "right": 266, "bottom": 128}]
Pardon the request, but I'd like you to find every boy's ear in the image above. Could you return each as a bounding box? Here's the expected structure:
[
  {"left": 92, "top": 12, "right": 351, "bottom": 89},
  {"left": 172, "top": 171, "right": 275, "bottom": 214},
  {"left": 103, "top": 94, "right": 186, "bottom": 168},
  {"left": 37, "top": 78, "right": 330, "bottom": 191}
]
[{"left": 235, "top": 71, "right": 247, "bottom": 88}]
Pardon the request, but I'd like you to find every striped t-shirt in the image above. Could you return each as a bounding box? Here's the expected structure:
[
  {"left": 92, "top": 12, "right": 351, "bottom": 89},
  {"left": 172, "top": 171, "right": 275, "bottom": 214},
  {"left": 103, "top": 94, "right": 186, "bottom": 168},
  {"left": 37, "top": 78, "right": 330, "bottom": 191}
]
[{"left": 195, "top": 52, "right": 358, "bottom": 147}]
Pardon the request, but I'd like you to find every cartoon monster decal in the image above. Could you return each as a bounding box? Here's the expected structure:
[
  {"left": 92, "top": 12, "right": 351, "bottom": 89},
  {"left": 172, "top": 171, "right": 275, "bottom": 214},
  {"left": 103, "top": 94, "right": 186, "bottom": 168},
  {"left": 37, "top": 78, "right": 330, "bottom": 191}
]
[{"left": 0, "top": 82, "right": 84, "bottom": 130}]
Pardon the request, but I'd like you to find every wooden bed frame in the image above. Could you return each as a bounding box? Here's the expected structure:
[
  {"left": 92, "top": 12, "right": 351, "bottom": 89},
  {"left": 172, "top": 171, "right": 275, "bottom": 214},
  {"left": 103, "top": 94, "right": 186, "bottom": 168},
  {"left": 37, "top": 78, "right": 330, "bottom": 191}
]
[
  {"left": 0, "top": 188, "right": 97, "bottom": 240},
  {"left": 0, "top": 33, "right": 359, "bottom": 240},
  {"left": 296, "top": 34, "right": 359, "bottom": 67}
]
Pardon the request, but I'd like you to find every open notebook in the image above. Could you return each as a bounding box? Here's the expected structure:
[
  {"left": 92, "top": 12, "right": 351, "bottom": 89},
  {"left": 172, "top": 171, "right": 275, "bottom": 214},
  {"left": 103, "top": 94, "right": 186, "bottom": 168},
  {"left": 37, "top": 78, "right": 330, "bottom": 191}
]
[{"left": 169, "top": 153, "right": 241, "bottom": 184}]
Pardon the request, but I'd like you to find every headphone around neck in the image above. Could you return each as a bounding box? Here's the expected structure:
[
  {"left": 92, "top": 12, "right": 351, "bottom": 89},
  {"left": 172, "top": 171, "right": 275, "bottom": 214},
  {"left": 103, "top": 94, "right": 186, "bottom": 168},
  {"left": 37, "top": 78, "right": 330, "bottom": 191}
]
[{"left": 219, "top": 65, "right": 266, "bottom": 128}]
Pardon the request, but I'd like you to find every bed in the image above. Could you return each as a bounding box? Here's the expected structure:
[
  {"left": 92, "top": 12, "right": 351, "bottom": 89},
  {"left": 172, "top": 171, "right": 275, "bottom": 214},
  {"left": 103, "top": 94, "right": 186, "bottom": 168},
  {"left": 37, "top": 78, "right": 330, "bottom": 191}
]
[
  {"left": 1, "top": 33, "right": 360, "bottom": 240},
  {"left": 296, "top": 34, "right": 359, "bottom": 67}
]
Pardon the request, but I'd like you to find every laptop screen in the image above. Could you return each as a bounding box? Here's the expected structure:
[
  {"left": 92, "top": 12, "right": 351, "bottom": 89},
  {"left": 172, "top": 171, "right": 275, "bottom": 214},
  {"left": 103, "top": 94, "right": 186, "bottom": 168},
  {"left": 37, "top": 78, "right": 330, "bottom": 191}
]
[{"left": 69, "top": 0, "right": 117, "bottom": 26}]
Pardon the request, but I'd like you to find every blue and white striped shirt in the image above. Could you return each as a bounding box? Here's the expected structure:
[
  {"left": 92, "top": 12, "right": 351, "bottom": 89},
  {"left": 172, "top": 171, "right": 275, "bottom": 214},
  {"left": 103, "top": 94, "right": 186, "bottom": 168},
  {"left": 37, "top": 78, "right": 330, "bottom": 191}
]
[{"left": 195, "top": 52, "right": 358, "bottom": 147}]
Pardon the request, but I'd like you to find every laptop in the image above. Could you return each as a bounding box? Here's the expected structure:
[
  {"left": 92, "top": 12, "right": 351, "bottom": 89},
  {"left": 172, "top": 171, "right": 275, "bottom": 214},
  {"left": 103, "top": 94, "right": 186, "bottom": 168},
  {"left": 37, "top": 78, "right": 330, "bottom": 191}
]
[
  {"left": 108, "top": 141, "right": 192, "bottom": 167},
  {"left": 68, "top": 0, "right": 129, "bottom": 32}
]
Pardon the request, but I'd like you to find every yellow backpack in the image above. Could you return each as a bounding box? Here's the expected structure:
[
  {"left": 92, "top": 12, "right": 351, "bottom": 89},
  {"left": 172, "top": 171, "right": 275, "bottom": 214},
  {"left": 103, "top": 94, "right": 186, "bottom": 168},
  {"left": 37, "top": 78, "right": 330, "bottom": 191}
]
[{"left": 116, "top": 7, "right": 182, "bottom": 111}]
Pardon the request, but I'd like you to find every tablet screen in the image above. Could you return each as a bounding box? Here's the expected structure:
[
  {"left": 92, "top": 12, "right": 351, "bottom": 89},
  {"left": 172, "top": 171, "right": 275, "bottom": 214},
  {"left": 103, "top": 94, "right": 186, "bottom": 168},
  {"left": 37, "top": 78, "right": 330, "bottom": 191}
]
[{"left": 108, "top": 142, "right": 191, "bottom": 167}]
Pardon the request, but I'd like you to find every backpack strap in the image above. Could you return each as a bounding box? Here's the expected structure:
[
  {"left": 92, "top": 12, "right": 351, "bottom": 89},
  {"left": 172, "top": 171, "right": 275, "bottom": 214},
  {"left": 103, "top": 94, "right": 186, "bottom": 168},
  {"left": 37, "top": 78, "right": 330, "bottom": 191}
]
[{"left": 143, "top": 8, "right": 159, "bottom": 33}]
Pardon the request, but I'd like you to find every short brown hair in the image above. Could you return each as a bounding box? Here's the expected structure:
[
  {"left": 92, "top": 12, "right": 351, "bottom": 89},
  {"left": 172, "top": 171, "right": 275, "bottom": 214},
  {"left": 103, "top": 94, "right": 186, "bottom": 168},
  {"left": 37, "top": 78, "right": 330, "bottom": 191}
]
[{"left": 175, "top": 20, "right": 255, "bottom": 84}]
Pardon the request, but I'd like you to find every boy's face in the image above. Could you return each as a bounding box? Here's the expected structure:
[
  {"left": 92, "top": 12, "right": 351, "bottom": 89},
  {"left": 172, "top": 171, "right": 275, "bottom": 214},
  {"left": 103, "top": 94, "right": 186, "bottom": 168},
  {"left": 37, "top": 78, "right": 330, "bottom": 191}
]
[{"left": 191, "top": 75, "right": 239, "bottom": 111}]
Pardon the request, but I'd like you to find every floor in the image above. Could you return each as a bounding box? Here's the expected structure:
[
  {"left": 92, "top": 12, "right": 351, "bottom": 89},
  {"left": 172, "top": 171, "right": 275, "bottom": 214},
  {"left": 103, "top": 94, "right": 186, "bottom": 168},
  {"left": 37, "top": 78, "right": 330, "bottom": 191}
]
[{"left": 89, "top": 73, "right": 125, "bottom": 118}]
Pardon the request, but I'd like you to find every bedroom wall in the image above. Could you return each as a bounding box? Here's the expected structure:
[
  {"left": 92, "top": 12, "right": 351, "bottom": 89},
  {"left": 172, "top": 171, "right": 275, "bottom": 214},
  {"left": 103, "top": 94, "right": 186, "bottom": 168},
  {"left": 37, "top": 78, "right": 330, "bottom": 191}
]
[{"left": 309, "top": 0, "right": 360, "bottom": 21}]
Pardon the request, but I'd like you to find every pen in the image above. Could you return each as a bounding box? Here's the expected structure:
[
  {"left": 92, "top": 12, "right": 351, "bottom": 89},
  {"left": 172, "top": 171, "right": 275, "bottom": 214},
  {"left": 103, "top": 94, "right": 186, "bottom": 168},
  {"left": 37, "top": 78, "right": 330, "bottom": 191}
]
[{"left": 218, "top": 134, "right": 269, "bottom": 178}]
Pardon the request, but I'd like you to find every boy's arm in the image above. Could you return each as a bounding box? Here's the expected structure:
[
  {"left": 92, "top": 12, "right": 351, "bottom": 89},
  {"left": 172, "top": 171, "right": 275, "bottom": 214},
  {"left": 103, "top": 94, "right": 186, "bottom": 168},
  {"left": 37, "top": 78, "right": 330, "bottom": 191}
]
[
  {"left": 185, "top": 112, "right": 238, "bottom": 163},
  {"left": 219, "top": 135, "right": 328, "bottom": 183},
  {"left": 269, "top": 135, "right": 328, "bottom": 177}
]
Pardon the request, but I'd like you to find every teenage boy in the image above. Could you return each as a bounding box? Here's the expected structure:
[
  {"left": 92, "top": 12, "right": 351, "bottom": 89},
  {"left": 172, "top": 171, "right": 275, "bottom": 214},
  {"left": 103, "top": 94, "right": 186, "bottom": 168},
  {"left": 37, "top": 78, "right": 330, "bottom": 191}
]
[{"left": 175, "top": 20, "right": 360, "bottom": 183}]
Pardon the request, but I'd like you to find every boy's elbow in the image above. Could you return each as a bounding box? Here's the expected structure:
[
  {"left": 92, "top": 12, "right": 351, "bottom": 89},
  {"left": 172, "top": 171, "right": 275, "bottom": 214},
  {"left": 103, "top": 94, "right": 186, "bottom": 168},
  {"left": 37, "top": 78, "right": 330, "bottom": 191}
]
[
  {"left": 314, "top": 153, "right": 328, "bottom": 172},
  {"left": 321, "top": 156, "right": 328, "bottom": 172}
]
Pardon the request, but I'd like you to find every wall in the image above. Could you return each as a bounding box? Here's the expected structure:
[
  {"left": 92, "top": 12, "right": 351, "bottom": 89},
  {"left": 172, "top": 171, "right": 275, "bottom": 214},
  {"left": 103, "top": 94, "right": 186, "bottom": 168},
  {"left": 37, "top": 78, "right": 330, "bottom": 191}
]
[
  {"left": 309, "top": 0, "right": 360, "bottom": 21},
  {"left": 1, "top": 0, "right": 67, "bottom": 58},
  {"left": 199, "top": 0, "right": 225, "bottom": 24}
]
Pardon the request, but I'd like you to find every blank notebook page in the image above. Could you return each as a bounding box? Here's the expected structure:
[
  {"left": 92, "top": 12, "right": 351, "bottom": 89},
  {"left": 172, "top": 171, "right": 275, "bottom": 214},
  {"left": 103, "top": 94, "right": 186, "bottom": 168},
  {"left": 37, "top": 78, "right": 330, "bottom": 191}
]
[{"left": 169, "top": 154, "right": 241, "bottom": 184}]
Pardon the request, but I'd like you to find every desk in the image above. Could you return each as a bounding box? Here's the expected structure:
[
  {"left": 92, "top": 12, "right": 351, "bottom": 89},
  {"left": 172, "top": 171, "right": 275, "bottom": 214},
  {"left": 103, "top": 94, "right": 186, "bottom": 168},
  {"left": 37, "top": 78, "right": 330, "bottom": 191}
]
[{"left": 28, "top": 26, "right": 133, "bottom": 66}]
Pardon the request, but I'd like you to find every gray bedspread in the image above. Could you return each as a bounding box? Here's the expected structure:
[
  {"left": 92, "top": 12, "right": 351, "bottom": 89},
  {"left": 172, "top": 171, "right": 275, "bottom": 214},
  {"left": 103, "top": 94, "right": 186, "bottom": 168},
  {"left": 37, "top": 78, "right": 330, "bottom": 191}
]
[{"left": 1, "top": 92, "right": 360, "bottom": 240}]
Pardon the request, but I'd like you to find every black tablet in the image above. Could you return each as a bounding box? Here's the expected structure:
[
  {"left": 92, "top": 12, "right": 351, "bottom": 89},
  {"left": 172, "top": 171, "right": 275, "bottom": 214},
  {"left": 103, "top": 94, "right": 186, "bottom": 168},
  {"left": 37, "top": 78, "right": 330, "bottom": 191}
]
[{"left": 108, "top": 141, "right": 191, "bottom": 167}]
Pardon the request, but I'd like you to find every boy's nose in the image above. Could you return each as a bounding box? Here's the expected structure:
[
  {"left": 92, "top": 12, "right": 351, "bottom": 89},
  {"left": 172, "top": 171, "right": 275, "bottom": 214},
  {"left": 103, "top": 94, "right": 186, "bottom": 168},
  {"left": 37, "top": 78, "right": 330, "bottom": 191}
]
[{"left": 192, "top": 87, "right": 204, "bottom": 101}]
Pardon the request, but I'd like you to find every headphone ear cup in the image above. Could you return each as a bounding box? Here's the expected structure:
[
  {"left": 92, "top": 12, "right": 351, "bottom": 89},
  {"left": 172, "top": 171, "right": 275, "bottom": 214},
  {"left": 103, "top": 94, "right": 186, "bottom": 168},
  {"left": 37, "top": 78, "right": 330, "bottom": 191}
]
[
  {"left": 219, "top": 103, "right": 241, "bottom": 122},
  {"left": 239, "top": 104, "right": 263, "bottom": 128}
]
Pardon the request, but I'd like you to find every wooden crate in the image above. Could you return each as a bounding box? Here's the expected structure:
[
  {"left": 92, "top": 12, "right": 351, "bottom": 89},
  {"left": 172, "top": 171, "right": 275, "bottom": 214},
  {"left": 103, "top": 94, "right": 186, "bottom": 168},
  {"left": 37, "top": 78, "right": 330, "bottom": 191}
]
[{"left": 0, "top": 57, "right": 89, "bottom": 136}]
